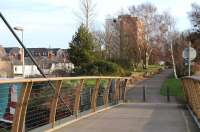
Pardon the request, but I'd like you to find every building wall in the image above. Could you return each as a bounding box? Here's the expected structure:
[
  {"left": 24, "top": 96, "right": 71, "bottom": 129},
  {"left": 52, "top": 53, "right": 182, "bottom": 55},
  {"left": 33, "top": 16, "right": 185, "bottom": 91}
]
[
  {"left": 13, "top": 65, "right": 40, "bottom": 77},
  {"left": 118, "top": 15, "right": 145, "bottom": 59},
  {"left": 119, "top": 15, "right": 144, "bottom": 45},
  {"left": 50, "top": 63, "right": 74, "bottom": 72},
  {"left": 0, "top": 61, "right": 13, "bottom": 77}
]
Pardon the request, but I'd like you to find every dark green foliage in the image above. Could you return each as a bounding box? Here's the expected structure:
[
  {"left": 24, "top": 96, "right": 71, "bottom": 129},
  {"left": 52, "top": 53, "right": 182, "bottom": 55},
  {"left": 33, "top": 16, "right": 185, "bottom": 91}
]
[
  {"left": 68, "top": 24, "right": 128, "bottom": 76},
  {"left": 75, "top": 60, "right": 125, "bottom": 76},
  {"left": 68, "top": 24, "right": 96, "bottom": 67}
]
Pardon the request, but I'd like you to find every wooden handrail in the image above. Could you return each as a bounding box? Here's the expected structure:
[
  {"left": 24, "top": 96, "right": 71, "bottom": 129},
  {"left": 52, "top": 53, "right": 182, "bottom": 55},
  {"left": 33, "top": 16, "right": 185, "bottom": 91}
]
[{"left": 0, "top": 76, "right": 129, "bottom": 84}]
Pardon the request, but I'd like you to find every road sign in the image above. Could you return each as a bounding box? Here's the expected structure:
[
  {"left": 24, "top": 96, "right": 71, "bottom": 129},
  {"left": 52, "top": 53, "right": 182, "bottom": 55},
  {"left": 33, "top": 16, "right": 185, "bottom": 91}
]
[{"left": 182, "top": 47, "right": 197, "bottom": 61}]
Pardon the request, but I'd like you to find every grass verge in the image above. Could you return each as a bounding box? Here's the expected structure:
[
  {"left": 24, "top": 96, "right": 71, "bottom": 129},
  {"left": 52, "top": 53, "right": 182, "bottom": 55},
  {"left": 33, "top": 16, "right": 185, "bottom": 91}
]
[
  {"left": 132, "top": 65, "right": 163, "bottom": 77},
  {"left": 160, "top": 78, "right": 184, "bottom": 97}
]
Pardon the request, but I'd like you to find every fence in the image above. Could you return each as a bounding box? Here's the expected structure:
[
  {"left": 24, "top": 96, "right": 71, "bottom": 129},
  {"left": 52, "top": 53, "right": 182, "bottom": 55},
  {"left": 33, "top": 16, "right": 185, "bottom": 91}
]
[
  {"left": 0, "top": 76, "right": 129, "bottom": 132},
  {"left": 181, "top": 76, "right": 200, "bottom": 120}
]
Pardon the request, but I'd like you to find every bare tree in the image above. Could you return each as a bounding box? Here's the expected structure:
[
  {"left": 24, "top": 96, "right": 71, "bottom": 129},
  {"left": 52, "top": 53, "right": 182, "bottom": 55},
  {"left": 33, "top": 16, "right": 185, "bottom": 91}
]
[
  {"left": 77, "top": 0, "right": 96, "bottom": 29},
  {"left": 107, "top": 20, "right": 120, "bottom": 60},
  {"left": 189, "top": 3, "right": 200, "bottom": 32},
  {"left": 159, "top": 12, "right": 178, "bottom": 79},
  {"left": 129, "top": 3, "right": 157, "bottom": 68},
  {"left": 129, "top": 3, "right": 178, "bottom": 74},
  {"left": 93, "top": 30, "right": 106, "bottom": 57}
]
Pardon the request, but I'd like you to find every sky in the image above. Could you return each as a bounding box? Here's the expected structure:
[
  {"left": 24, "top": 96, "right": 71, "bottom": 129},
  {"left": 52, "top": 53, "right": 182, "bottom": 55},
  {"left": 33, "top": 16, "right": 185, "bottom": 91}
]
[{"left": 0, "top": 0, "right": 200, "bottom": 48}]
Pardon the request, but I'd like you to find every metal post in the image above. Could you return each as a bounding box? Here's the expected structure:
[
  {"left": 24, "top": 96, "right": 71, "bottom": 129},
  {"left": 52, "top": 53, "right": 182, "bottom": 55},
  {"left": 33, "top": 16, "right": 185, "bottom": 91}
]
[
  {"left": 21, "top": 31, "right": 25, "bottom": 78},
  {"left": 143, "top": 85, "right": 146, "bottom": 102},
  {"left": 188, "top": 41, "right": 191, "bottom": 76},
  {"left": 14, "top": 26, "right": 25, "bottom": 78},
  {"left": 167, "top": 86, "right": 170, "bottom": 102}
]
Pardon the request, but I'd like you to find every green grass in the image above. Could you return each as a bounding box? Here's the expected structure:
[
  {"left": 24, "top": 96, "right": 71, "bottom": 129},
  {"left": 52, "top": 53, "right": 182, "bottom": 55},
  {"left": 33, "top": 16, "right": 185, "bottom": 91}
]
[
  {"left": 132, "top": 65, "right": 163, "bottom": 77},
  {"left": 62, "top": 79, "right": 108, "bottom": 90},
  {"left": 160, "top": 78, "right": 184, "bottom": 97}
]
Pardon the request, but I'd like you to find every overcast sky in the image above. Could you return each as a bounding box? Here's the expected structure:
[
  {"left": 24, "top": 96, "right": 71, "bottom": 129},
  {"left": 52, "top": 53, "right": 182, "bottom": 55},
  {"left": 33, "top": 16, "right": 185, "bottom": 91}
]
[{"left": 0, "top": 0, "right": 200, "bottom": 48}]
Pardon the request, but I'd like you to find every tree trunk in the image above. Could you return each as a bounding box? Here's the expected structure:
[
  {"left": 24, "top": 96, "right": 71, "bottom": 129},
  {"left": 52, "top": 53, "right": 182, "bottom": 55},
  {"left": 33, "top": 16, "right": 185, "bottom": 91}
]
[
  {"left": 144, "top": 47, "right": 152, "bottom": 69},
  {"left": 170, "top": 42, "right": 178, "bottom": 79}
]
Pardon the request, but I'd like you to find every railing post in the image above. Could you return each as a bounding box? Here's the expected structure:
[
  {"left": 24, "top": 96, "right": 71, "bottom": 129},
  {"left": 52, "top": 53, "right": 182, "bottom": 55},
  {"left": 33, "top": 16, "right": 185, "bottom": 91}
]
[
  {"left": 91, "top": 79, "right": 100, "bottom": 112},
  {"left": 49, "top": 80, "right": 63, "bottom": 128},
  {"left": 123, "top": 79, "right": 128, "bottom": 102},
  {"left": 11, "top": 83, "right": 27, "bottom": 132},
  {"left": 114, "top": 79, "right": 121, "bottom": 103},
  {"left": 167, "top": 86, "right": 170, "bottom": 102},
  {"left": 103, "top": 79, "right": 112, "bottom": 107},
  {"left": 143, "top": 85, "right": 146, "bottom": 102},
  {"left": 12, "top": 81, "right": 33, "bottom": 132},
  {"left": 73, "top": 79, "right": 84, "bottom": 118}
]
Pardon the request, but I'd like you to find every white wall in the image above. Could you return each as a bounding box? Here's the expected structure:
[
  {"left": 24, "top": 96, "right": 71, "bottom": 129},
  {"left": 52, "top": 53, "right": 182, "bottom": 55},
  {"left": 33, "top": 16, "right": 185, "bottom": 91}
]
[
  {"left": 13, "top": 62, "right": 75, "bottom": 77},
  {"left": 13, "top": 65, "right": 40, "bottom": 76},
  {"left": 50, "top": 63, "right": 74, "bottom": 71}
]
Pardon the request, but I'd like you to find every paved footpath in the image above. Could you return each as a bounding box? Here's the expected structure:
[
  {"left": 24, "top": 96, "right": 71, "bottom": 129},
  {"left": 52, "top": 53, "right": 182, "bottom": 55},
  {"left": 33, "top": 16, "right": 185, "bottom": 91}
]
[
  {"left": 126, "top": 69, "right": 174, "bottom": 103},
  {"left": 55, "top": 69, "right": 199, "bottom": 132}
]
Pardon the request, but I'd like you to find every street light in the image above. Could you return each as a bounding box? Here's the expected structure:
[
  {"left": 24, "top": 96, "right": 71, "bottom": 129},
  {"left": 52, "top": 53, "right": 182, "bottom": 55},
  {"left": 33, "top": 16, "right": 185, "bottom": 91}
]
[
  {"left": 14, "top": 26, "right": 24, "bottom": 42},
  {"left": 14, "top": 26, "right": 25, "bottom": 78}
]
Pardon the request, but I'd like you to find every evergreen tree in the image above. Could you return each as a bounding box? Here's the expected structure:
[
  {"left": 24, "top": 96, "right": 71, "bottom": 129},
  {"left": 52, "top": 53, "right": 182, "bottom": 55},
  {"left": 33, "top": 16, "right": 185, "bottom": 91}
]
[{"left": 68, "top": 24, "right": 96, "bottom": 67}]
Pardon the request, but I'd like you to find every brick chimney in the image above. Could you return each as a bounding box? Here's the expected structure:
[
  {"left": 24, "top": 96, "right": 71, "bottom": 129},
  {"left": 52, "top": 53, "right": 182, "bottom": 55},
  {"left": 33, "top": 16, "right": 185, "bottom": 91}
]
[
  {"left": 19, "top": 48, "right": 24, "bottom": 63},
  {"left": 48, "top": 50, "right": 53, "bottom": 60}
]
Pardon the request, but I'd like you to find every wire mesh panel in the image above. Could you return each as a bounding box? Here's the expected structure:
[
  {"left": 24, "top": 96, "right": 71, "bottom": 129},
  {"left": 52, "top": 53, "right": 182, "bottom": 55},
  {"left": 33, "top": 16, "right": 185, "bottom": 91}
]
[
  {"left": 109, "top": 79, "right": 117, "bottom": 105},
  {"left": 0, "top": 83, "right": 22, "bottom": 132},
  {"left": 96, "top": 80, "right": 107, "bottom": 107},
  {"left": 80, "top": 80, "right": 94, "bottom": 112},
  {"left": 119, "top": 79, "right": 127, "bottom": 101},
  {"left": 55, "top": 80, "right": 77, "bottom": 122},
  {"left": 80, "top": 88, "right": 92, "bottom": 112},
  {"left": 25, "top": 82, "right": 54, "bottom": 131}
]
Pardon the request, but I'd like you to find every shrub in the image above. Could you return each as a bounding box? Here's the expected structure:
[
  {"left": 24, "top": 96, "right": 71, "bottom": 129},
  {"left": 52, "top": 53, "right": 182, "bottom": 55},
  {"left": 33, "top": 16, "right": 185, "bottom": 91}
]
[{"left": 76, "top": 60, "right": 125, "bottom": 76}]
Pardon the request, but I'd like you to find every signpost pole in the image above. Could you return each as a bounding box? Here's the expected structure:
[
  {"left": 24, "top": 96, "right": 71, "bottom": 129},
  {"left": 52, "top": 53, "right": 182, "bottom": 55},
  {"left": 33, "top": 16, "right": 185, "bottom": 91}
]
[
  {"left": 188, "top": 42, "right": 191, "bottom": 76},
  {"left": 182, "top": 41, "right": 196, "bottom": 76}
]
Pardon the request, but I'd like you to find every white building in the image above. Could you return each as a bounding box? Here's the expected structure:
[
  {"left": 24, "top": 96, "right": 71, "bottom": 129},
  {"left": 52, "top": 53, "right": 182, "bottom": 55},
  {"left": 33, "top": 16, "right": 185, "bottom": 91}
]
[
  {"left": 50, "top": 62, "right": 74, "bottom": 72},
  {"left": 13, "top": 65, "right": 40, "bottom": 77},
  {"left": 13, "top": 62, "right": 75, "bottom": 77}
]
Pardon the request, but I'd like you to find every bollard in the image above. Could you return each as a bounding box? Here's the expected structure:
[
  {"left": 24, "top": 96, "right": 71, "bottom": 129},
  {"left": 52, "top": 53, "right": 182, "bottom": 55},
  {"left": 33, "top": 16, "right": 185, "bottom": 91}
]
[
  {"left": 143, "top": 85, "right": 146, "bottom": 102},
  {"left": 167, "top": 86, "right": 170, "bottom": 102}
]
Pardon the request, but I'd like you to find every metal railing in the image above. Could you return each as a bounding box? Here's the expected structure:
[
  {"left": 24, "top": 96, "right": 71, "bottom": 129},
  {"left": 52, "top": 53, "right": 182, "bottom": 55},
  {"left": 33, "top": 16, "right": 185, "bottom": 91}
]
[
  {"left": 0, "top": 76, "right": 129, "bottom": 132},
  {"left": 181, "top": 76, "right": 200, "bottom": 120}
]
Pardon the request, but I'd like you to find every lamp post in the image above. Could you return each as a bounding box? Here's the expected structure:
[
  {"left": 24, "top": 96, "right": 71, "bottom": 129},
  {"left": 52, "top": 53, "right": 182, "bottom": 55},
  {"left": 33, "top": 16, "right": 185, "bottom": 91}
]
[
  {"left": 14, "top": 26, "right": 25, "bottom": 78},
  {"left": 14, "top": 26, "right": 23, "bottom": 42}
]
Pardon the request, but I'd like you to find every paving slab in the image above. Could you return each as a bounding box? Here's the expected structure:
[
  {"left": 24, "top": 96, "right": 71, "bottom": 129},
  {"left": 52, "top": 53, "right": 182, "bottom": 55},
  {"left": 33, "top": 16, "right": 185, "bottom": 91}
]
[{"left": 126, "top": 69, "right": 174, "bottom": 103}]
